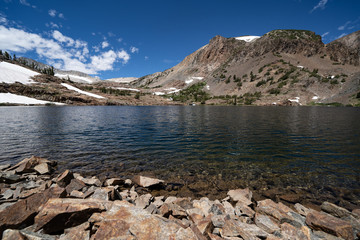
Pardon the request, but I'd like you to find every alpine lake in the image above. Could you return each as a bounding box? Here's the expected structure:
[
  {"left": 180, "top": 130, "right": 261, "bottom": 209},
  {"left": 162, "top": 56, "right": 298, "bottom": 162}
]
[{"left": 1, "top": 105, "right": 359, "bottom": 209}]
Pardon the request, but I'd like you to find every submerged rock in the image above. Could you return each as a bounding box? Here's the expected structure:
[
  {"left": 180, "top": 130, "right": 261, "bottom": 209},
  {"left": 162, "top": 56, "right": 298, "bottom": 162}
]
[{"left": 133, "top": 175, "right": 164, "bottom": 188}]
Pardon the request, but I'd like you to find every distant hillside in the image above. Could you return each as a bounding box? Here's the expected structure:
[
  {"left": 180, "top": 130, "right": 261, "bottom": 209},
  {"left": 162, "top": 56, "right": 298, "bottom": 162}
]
[{"left": 132, "top": 30, "right": 360, "bottom": 106}]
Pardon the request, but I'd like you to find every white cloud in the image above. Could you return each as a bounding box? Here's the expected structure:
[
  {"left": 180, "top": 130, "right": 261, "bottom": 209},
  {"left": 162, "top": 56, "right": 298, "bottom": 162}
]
[
  {"left": 310, "top": 0, "right": 328, "bottom": 12},
  {"left": 117, "top": 38, "right": 123, "bottom": 42},
  {"left": 130, "top": 46, "right": 139, "bottom": 53},
  {"left": 58, "top": 13, "right": 65, "bottom": 19},
  {"left": 0, "top": 14, "right": 7, "bottom": 24},
  {"left": 48, "top": 9, "right": 57, "bottom": 17},
  {"left": 0, "top": 26, "right": 131, "bottom": 74},
  {"left": 101, "top": 41, "right": 109, "bottom": 49},
  {"left": 108, "top": 32, "right": 115, "bottom": 37},
  {"left": 117, "top": 50, "right": 130, "bottom": 63},
  {"left": 144, "top": 56, "right": 149, "bottom": 60}
]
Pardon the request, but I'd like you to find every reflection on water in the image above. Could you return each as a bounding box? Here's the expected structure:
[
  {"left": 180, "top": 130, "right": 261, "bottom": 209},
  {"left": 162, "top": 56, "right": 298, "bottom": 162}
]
[{"left": 0, "top": 106, "right": 359, "bottom": 204}]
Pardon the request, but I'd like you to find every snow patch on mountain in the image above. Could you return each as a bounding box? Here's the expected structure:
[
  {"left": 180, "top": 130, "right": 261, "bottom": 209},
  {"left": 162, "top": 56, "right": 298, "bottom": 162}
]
[
  {"left": 0, "top": 62, "right": 39, "bottom": 84},
  {"left": 235, "top": 36, "right": 260, "bottom": 42},
  {"left": 55, "top": 74, "right": 98, "bottom": 84},
  {"left": 0, "top": 93, "right": 64, "bottom": 105},
  {"left": 61, "top": 83, "right": 105, "bottom": 99}
]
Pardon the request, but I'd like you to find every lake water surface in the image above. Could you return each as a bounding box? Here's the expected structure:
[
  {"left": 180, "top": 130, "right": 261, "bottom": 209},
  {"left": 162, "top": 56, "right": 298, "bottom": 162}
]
[{"left": 1, "top": 106, "right": 359, "bottom": 206}]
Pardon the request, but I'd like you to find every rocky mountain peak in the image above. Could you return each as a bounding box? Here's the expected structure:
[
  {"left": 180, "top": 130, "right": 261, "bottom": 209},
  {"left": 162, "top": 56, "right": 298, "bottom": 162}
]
[{"left": 264, "top": 29, "right": 322, "bottom": 42}]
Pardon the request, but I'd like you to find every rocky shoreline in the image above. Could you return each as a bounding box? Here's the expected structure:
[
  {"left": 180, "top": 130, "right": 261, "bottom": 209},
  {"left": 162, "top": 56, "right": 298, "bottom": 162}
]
[{"left": 1, "top": 156, "right": 359, "bottom": 240}]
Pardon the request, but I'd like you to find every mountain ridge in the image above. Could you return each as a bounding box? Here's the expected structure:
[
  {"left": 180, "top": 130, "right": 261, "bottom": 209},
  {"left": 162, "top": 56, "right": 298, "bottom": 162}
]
[{"left": 132, "top": 29, "right": 360, "bottom": 106}]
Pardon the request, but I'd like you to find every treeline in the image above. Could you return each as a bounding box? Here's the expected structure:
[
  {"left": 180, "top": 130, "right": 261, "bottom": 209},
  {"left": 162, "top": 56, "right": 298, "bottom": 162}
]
[{"left": 0, "top": 50, "right": 55, "bottom": 76}]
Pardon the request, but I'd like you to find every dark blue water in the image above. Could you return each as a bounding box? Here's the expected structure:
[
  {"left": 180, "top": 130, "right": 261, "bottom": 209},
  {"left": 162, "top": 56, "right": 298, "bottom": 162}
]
[{"left": 1, "top": 106, "right": 359, "bottom": 202}]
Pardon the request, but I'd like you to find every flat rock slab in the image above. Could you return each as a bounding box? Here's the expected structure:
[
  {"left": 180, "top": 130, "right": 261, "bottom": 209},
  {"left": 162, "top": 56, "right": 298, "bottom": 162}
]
[
  {"left": 227, "top": 188, "right": 253, "bottom": 206},
  {"left": 133, "top": 175, "right": 164, "bottom": 188},
  {"left": 306, "top": 210, "right": 354, "bottom": 240},
  {"left": 221, "top": 219, "right": 268, "bottom": 240},
  {"left": 35, "top": 198, "right": 111, "bottom": 234},
  {"left": 256, "top": 199, "right": 295, "bottom": 224},
  {"left": 90, "top": 200, "right": 183, "bottom": 239}
]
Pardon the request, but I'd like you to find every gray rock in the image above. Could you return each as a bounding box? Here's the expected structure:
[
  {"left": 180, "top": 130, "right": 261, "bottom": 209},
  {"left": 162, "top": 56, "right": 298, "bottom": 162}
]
[
  {"left": 0, "top": 202, "right": 15, "bottom": 212},
  {"left": 90, "top": 188, "right": 110, "bottom": 201},
  {"left": 221, "top": 219, "right": 269, "bottom": 240},
  {"left": 0, "top": 164, "right": 10, "bottom": 171},
  {"left": 1, "top": 189, "right": 14, "bottom": 200},
  {"left": 164, "top": 196, "right": 177, "bottom": 204},
  {"left": 153, "top": 196, "right": 164, "bottom": 207},
  {"left": 104, "top": 178, "right": 124, "bottom": 187},
  {"left": 135, "top": 193, "right": 153, "bottom": 209},
  {"left": 145, "top": 203, "right": 158, "bottom": 214},
  {"left": 321, "top": 201, "right": 352, "bottom": 218},
  {"left": 295, "top": 203, "right": 312, "bottom": 216},
  {"left": 235, "top": 202, "right": 255, "bottom": 218},
  {"left": 254, "top": 213, "right": 280, "bottom": 234},
  {"left": 0, "top": 172, "right": 21, "bottom": 184}
]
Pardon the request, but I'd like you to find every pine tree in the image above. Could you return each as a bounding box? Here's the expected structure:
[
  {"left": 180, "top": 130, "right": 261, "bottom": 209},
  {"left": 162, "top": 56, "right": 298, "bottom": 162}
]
[
  {"left": 0, "top": 50, "right": 2, "bottom": 56},
  {"left": 4, "top": 51, "right": 11, "bottom": 60},
  {"left": 13, "top": 54, "right": 16, "bottom": 61}
]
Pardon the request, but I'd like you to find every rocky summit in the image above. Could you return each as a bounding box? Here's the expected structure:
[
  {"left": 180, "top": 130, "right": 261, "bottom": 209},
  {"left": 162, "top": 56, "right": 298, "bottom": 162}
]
[
  {"left": 133, "top": 29, "right": 360, "bottom": 106},
  {"left": 1, "top": 157, "right": 360, "bottom": 239}
]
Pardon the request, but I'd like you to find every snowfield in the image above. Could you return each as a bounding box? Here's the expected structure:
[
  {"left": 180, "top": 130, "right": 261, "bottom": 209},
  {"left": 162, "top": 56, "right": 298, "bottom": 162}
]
[
  {"left": 185, "top": 77, "right": 204, "bottom": 84},
  {"left": 0, "top": 62, "right": 39, "bottom": 84},
  {"left": 0, "top": 93, "right": 64, "bottom": 105},
  {"left": 235, "top": 36, "right": 260, "bottom": 42},
  {"left": 55, "top": 74, "right": 98, "bottom": 84},
  {"left": 61, "top": 83, "right": 105, "bottom": 99},
  {"left": 116, "top": 87, "right": 140, "bottom": 92}
]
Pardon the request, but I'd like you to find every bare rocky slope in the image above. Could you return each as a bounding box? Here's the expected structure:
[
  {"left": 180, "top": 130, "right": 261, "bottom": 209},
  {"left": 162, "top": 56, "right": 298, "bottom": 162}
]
[{"left": 133, "top": 30, "right": 360, "bottom": 106}]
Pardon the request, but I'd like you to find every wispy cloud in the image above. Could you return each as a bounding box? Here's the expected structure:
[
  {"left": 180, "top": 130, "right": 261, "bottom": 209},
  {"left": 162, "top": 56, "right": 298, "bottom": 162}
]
[
  {"left": 310, "top": 0, "right": 328, "bottom": 13},
  {"left": 19, "top": 0, "right": 36, "bottom": 8},
  {"left": 321, "top": 32, "right": 329, "bottom": 38},
  {"left": 130, "top": 46, "right": 139, "bottom": 53},
  {"left": 48, "top": 9, "right": 65, "bottom": 19},
  {"left": 0, "top": 26, "right": 131, "bottom": 74},
  {"left": 338, "top": 21, "right": 351, "bottom": 31},
  {"left": 338, "top": 17, "right": 360, "bottom": 31},
  {"left": 336, "top": 33, "right": 347, "bottom": 39},
  {"left": 45, "top": 22, "right": 61, "bottom": 29}
]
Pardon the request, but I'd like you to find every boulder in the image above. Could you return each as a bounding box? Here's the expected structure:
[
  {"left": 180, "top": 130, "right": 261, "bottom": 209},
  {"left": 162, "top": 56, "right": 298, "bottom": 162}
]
[
  {"left": 353, "top": 209, "right": 360, "bottom": 219},
  {"left": 2, "top": 229, "right": 26, "bottom": 240},
  {"left": 7, "top": 156, "right": 54, "bottom": 174},
  {"left": 134, "top": 193, "right": 153, "bottom": 209},
  {"left": 280, "top": 222, "right": 311, "bottom": 240},
  {"left": 0, "top": 172, "right": 21, "bottom": 184},
  {"left": 193, "top": 198, "right": 213, "bottom": 217},
  {"left": 104, "top": 178, "right": 124, "bottom": 187},
  {"left": 34, "top": 198, "right": 109, "bottom": 234},
  {"left": 256, "top": 199, "right": 295, "bottom": 224},
  {"left": 227, "top": 188, "right": 253, "bottom": 206},
  {"left": 34, "top": 163, "right": 51, "bottom": 175},
  {"left": 76, "top": 176, "right": 102, "bottom": 187},
  {"left": 89, "top": 188, "right": 112, "bottom": 201},
  {"left": 220, "top": 219, "right": 268, "bottom": 240},
  {"left": 133, "top": 175, "right": 164, "bottom": 188},
  {"left": 65, "top": 179, "right": 86, "bottom": 194},
  {"left": 59, "top": 222, "right": 90, "bottom": 240},
  {"left": 56, "top": 170, "right": 74, "bottom": 188},
  {"left": 294, "top": 203, "right": 312, "bottom": 217},
  {"left": 174, "top": 227, "right": 198, "bottom": 240},
  {"left": 235, "top": 202, "right": 255, "bottom": 218},
  {"left": 254, "top": 213, "right": 280, "bottom": 234},
  {"left": 90, "top": 201, "right": 182, "bottom": 239},
  {"left": 306, "top": 210, "right": 354, "bottom": 240},
  {"left": 0, "top": 186, "right": 66, "bottom": 235},
  {"left": 321, "top": 201, "right": 352, "bottom": 218},
  {"left": 0, "top": 164, "right": 10, "bottom": 171}
]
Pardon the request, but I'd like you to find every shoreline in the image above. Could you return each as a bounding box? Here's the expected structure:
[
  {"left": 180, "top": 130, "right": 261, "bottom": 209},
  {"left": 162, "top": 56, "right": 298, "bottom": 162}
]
[{"left": 1, "top": 156, "right": 360, "bottom": 239}]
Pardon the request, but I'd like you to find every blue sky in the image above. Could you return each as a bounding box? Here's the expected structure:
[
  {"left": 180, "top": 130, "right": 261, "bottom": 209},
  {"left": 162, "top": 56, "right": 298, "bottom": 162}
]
[{"left": 0, "top": 0, "right": 359, "bottom": 79}]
